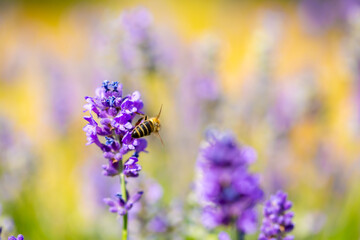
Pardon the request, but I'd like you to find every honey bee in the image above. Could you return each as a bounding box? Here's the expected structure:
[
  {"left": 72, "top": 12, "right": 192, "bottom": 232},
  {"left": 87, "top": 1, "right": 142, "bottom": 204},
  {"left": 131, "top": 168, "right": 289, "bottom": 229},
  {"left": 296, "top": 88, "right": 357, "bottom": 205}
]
[{"left": 131, "top": 105, "right": 163, "bottom": 145}]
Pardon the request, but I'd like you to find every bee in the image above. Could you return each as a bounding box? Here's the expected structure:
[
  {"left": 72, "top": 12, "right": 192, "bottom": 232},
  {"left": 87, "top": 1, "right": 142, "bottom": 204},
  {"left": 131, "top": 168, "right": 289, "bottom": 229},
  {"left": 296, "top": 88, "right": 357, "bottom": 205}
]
[{"left": 131, "top": 105, "right": 163, "bottom": 145}]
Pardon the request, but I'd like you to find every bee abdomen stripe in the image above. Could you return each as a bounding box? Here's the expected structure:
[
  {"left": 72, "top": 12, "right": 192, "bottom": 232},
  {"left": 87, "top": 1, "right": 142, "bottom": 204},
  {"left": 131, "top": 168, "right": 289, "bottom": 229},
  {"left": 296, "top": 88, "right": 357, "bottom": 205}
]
[
  {"left": 140, "top": 124, "right": 148, "bottom": 136},
  {"left": 140, "top": 123, "right": 150, "bottom": 136},
  {"left": 133, "top": 128, "right": 141, "bottom": 138},
  {"left": 149, "top": 120, "right": 155, "bottom": 130},
  {"left": 144, "top": 121, "right": 153, "bottom": 133},
  {"left": 138, "top": 125, "right": 146, "bottom": 136}
]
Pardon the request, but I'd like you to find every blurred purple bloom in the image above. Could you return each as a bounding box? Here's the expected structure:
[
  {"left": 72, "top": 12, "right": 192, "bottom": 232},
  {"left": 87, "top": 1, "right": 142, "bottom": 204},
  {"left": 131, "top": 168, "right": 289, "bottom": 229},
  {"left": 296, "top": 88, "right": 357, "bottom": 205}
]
[
  {"left": 147, "top": 215, "right": 169, "bottom": 233},
  {"left": 144, "top": 178, "right": 163, "bottom": 204},
  {"left": 120, "top": 7, "right": 153, "bottom": 43},
  {"left": 196, "top": 131, "right": 263, "bottom": 234},
  {"left": 258, "top": 191, "right": 294, "bottom": 240},
  {"left": 8, "top": 235, "right": 24, "bottom": 240},
  {"left": 119, "top": 7, "right": 172, "bottom": 75},
  {"left": 83, "top": 80, "right": 148, "bottom": 177},
  {"left": 218, "top": 232, "right": 231, "bottom": 240},
  {"left": 299, "top": 0, "right": 360, "bottom": 32},
  {"left": 43, "top": 57, "right": 78, "bottom": 134},
  {"left": 104, "top": 191, "right": 143, "bottom": 216}
]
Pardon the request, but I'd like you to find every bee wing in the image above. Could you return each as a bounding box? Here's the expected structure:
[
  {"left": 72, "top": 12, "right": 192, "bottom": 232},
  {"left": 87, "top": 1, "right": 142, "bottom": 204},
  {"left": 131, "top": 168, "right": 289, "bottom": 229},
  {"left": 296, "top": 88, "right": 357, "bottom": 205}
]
[{"left": 134, "top": 116, "right": 147, "bottom": 127}]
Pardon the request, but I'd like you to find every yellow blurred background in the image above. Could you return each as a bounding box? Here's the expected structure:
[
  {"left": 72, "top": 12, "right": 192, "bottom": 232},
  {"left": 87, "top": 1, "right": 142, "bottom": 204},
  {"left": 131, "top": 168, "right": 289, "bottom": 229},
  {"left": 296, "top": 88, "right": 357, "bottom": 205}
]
[{"left": 0, "top": 0, "right": 360, "bottom": 239}]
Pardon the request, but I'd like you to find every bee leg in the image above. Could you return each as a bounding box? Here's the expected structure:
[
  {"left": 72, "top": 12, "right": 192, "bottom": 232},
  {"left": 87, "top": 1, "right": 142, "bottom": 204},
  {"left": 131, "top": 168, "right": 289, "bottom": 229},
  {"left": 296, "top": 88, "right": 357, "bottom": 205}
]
[
  {"left": 134, "top": 115, "right": 148, "bottom": 127},
  {"left": 135, "top": 112, "right": 146, "bottom": 117}
]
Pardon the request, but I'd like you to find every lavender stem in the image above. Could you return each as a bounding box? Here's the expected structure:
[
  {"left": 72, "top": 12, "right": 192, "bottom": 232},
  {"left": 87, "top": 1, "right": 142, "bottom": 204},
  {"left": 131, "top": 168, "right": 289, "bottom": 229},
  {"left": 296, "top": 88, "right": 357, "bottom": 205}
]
[
  {"left": 120, "top": 173, "right": 128, "bottom": 240},
  {"left": 236, "top": 230, "right": 245, "bottom": 240}
]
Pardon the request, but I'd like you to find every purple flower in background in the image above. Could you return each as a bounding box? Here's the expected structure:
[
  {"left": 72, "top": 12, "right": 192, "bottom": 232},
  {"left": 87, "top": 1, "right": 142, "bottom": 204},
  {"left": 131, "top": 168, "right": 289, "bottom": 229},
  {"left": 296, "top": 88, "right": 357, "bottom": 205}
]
[
  {"left": 123, "top": 175, "right": 182, "bottom": 239},
  {"left": 104, "top": 191, "right": 143, "bottom": 216},
  {"left": 120, "top": 7, "right": 153, "bottom": 43},
  {"left": 298, "top": 0, "right": 360, "bottom": 32},
  {"left": 83, "top": 80, "right": 148, "bottom": 177},
  {"left": 118, "top": 7, "right": 172, "bottom": 75},
  {"left": 218, "top": 231, "right": 231, "bottom": 240},
  {"left": 196, "top": 130, "right": 263, "bottom": 235},
  {"left": 0, "top": 118, "right": 36, "bottom": 202},
  {"left": 43, "top": 57, "right": 77, "bottom": 135},
  {"left": 8, "top": 235, "right": 24, "bottom": 240},
  {"left": 258, "top": 191, "right": 294, "bottom": 240},
  {"left": 147, "top": 215, "right": 169, "bottom": 233}
]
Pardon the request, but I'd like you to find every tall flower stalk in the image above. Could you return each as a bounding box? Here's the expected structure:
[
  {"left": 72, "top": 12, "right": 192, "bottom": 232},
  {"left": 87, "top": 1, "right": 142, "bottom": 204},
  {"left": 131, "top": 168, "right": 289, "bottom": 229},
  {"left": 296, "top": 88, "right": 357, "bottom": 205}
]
[
  {"left": 196, "top": 130, "right": 263, "bottom": 239},
  {"left": 83, "top": 80, "right": 148, "bottom": 239}
]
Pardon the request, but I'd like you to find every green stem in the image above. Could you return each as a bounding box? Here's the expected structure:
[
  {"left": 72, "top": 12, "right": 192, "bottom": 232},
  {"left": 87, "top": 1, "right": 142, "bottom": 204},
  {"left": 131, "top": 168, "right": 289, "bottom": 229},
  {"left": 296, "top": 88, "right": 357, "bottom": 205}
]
[
  {"left": 120, "top": 173, "right": 128, "bottom": 240},
  {"left": 236, "top": 229, "right": 245, "bottom": 240}
]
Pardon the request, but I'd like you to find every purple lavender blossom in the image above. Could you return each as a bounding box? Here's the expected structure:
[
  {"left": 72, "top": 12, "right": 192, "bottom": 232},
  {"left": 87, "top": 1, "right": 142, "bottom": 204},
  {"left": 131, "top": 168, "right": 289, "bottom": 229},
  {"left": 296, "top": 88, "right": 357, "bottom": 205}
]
[
  {"left": 83, "top": 80, "right": 148, "bottom": 177},
  {"left": 119, "top": 7, "right": 163, "bottom": 74},
  {"left": 84, "top": 81, "right": 147, "bottom": 238},
  {"left": 124, "top": 175, "right": 182, "bottom": 239},
  {"left": 258, "top": 191, "right": 294, "bottom": 240},
  {"left": 104, "top": 191, "right": 143, "bottom": 216},
  {"left": 147, "top": 215, "right": 169, "bottom": 233},
  {"left": 8, "top": 235, "right": 24, "bottom": 240},
  {"left": 298, "top": 0, "right": 360, "bottom": 32},
  {"left": 218, "top": 231, "right": 231, "bottom": 240},
  {"left": 196, "top": 131, "right": 263, "bottom": 235}
]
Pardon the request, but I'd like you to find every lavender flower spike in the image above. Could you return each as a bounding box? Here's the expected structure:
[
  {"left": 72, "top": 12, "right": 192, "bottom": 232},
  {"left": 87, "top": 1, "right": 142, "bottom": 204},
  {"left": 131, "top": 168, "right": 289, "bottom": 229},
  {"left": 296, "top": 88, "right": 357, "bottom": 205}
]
[
  {"left": 258, "top": 191, "right": 294, "bottom": 240},
  {"left": 83, "top": 80, "right": 148, "bottom": 177},
  {"left": 8, "top": 235, "right": 24, "bottom": 240},
  {"left": 196, "top": 130, "right": 264, "bottom": 235},
  {"left": 84, "top": 80, "right": 148, "bottom": 239}
]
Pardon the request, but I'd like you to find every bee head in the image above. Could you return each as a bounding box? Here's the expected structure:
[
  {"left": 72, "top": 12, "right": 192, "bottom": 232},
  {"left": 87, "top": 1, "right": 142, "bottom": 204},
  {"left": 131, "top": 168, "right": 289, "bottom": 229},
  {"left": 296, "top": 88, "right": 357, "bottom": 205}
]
[
  {"left": 154, "top": 104, "right": 162, "bottom": 132},
  {"left": 153, "top": 118, "right": 161, "bottom": 132}
]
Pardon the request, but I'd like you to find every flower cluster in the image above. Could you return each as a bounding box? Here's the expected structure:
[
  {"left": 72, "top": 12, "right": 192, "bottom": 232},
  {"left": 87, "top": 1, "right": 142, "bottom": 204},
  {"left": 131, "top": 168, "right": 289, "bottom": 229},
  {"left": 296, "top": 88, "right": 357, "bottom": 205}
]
[
  {"left": 83, "top": 80, "right": 148, "bottom": 177},
  {"left": 196, "top": 131, "right": 264, "bottom": 234},
  {"left": 258, "top": 191, "right": 294, "bottom": 240},
  {"left": 8, "top": 235, "right": 24, "bottom": 240},
  {"left": 104, "top": 191, "right": 143, "bottom": 216}
]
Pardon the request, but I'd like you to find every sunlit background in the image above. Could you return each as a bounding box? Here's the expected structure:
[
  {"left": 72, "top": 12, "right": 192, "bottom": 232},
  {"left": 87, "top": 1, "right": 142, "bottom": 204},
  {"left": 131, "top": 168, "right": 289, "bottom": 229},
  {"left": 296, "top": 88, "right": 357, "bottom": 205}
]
[{"left": 1, "top": 0, "right": 360, "bottom": 239}]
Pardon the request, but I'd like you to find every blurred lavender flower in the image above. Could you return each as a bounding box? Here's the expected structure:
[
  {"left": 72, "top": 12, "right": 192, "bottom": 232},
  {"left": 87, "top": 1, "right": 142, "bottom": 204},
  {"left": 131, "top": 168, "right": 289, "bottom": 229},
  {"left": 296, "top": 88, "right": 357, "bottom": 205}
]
[
  {"left": 124, "top": 175, "right": 183, "bottom": 240},
  {"left": 0, "top": 208, "right": 14, "bottom": 240},
  {"left": 258, "top": 191, "right": 294, "bottom": 240},
  {"left": 218, "top": 231, "right": 231, "bottom": 240},
  {"left": 196, "top": 131, "right": 263, "bottom": 235},
  {"left": 191, "top": 35, "right": 221, "bottom": 102},
  {"left": 43, "top": 57, "right": 77, "bottom": 134},
  {"left": 237, "top": 11, "right": 283, "bottom": 129},
  {"left": 83, "top": 80, "right": 148, "bottom": 177},
  {"left": 0, "top": 118, "right": 35, "bottom": 201},
  {"left": 8, "top": 235, "right": 24, "bottom": 240},
  {"left": 177, "top": 35, "right": 222, "bottom": 139},
  {"left": 146, "top": 215, "right": 169, "bottom": 233},
  {"left": 298, "top": 0, "right": 360, "bottom": 32},
  {"left": 345, "top": 8, "right": 360, "bottom": 136},
  {"left": 118, "top": 7, "right": 172, "bottom": 76}
]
